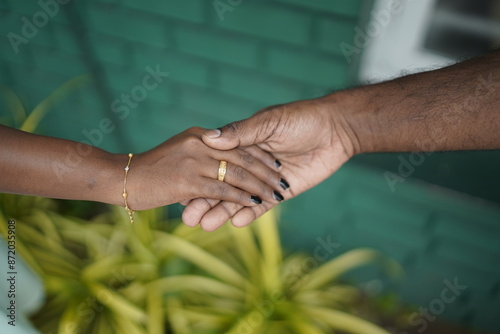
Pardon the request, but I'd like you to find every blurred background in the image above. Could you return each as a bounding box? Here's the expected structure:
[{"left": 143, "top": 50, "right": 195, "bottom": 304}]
[{"left": 1, "top": 0, "right": 500, "bottom": 333}]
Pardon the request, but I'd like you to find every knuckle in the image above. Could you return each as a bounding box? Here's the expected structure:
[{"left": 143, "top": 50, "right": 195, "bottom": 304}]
[
  {"left": 220, "top": 202, "right": 234, "bottom": 217},
  {"left": 204, "top": 182, "right": 228, "bottom": 200},
  {"left": 239, "top": 151, "right": 254, "bottom": 166},
  {"left": 182, "top": 155, "right": 198, "bottom": 164},
  {"left": 224, "top": 122, "right": 238, "bottom": 132},
  {"left": 232, "top": 166, "right": 247, "bottom": 182},
  {"left": 237, "top": 190, "right": 247, "bottom": 204},
  {"left": 259, "top": 184, "right": 271, "bottom": 199},
  {"left": 178, "top": 155, "right": 199, "bottom": 171},
  {"left": 189, "top": 126, "right": 203, "bottom": 132},
  {"left": 223, "top": 121, "right": 242, "bottom": 134},
  {"left": 232, "top": 210, "right": 257, "bottom": 228},
  {"left": 185, "top": 126, "right": 204, "bottom": 134},
  {"left": 265, "top": 170, "right": 280, "bottom": 186},
  {"left": 182, "top": 134, "right": 201, "bottom": 149},
  {"left": 216, "top": 182, "right": 228, "bottom": 198},
  {"left": 184, "top": 179, "right": 201, "bottom": 198}
]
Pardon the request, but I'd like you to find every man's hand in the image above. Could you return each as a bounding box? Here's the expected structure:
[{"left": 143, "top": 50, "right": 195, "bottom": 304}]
[
  {"left": 182, "top": 50, "right": 500, "bottom": 231},
  {"left": 127, "top": 127, "right": 284, "bottom": 210},
  {"left": 182, "top": 97, "right": 355, "bottom": 231}
]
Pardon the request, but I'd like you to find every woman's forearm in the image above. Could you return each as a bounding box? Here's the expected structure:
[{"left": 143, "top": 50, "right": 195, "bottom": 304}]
[
  {"left": 0, "top": 125, "right": 284, "bottom": 212},
  {"left": 0, "top": 125, "right": 123, "bottom": 205},
  {"left": 332, "top": 50, "right": 500, "bottom": 155}
]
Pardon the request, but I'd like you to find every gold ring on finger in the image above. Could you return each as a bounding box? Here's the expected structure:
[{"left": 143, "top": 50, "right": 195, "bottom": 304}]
[{"left": 218, "top": 160, "right": 228, "bottom": 182}]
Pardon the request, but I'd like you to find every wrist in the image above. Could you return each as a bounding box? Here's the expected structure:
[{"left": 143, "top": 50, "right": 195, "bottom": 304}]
[
  {"left": 119, "top": 151, "right": 171, "bottom": 211},
  {"left": 94, "top": 152, "right": 128, "bottom": 207},
  {"left": 320, "top": 88, "right": 380, "bottom": 156},
  {"left": 121, "top": 152, "right": 150, "bottom": 211}
]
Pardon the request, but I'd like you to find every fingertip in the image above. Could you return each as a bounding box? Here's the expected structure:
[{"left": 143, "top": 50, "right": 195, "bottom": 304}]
[
  {"left": 200, "top": 222, "right": 221, "bottom": 232},
  {"left": 202, "top": 132, "right": 236, "bottom": 151},
  {"left": 273, "top": 190, "right": 284, "bottom": 202},
  {"left": 181, "top": 198, "right": 212, "bottom": 227},
  {"left": 202, "top": 123, "right": 245, "bottom": 150},
  {"left": 203, "top": 128, "right": 221, "bottom": 139},
  {"left": 250, "top": 195, "right": 262, "bottom": 205},
  {"left": 200, "top": 216, "right": 227, "bottom": 232},
  {"left": 182, "top": 213, "right": 199, "bottom": 228},
  {"left": 231, "top": 217, "right": 252, "bottom": 228},
  {"left": 179, "top": 199, "right": 191, "bottom": 206},
  {"left": 181, "top": 210, "right": 199, "bottom": 227},
  {"left": 231, "top": 208, "right": 257, "bottom": 228},
  {"left": 279, "top": 178, "right": 290, "bottom": 191}
]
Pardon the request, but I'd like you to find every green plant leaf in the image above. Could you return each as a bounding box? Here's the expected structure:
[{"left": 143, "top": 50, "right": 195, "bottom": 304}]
[
  {"left": 82, "top": 254, "right": 125, "bottom": 282},
  {"left": 154, "top": 232, "right": 249, "bottom": 289},
  {"left": 112, "top": 312, "right": 147, "bottom": 334},
  {"left": 0, "top": 85, "right": 27, "bottom": 127},
  {"left": 254, "top": 210, "right": 283, "bottom": 294},
  {"left": 32, "top": 210, "right": 63, "bottom": 244},
  {"left": 165, "top": 297, "right": 192, "bottom": 334},
  {"left": 2, "top": 192, "right": 407, "bottom": 333},
  {"left": 89, "top": 282, "right": 147, "bottom": 324},
  {"left": 226, "top": 309, "right": 264, "bottom": 334},
  {"left": 229, "top": 222, "right": 261, "bottom": 283},
  {"left": 301, "top": 305, "right": 392, "bottom": 334},
  {"left": 149, "top": 275, "right": 245, "bottom": 300},
  {"left": 32, "top": 249, "right": 81, "bottom": 279},
  {"left": 294, "top": 248, "right": 404, "bottom": 292},
  {"left": 20, "top": 74, "right": 91, "bottom": 133},
  {"left": 174, "top": 307, "right": 230, "bottom": 332},
  {"left": 21, "top": 227, "right": 82, "bottom": 266},
  {"left": 58, "top": 299, "right": 90, "bottom": 334},
  {"left": 147, "top": 285, "right": 164, "bottom": 334},
  {"left": 287, "top": 316, "right": 325, "bottom": 334}
]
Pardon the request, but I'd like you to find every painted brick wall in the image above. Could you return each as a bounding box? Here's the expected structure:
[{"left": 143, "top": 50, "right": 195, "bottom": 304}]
[
  {"left": 1, "top": 0, "right": 499, "bottom": 332},
  {"left": 1, "top": 0, "right": 363, "bottom": 152}
]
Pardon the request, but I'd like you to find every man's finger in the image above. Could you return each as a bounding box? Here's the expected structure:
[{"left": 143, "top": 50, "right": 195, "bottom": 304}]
[
  {"left": 202, "top": 108, "right": 280, "bottom": 150},
  {"left": 182, "top": 198, "right": 219, "bottom": 227}
]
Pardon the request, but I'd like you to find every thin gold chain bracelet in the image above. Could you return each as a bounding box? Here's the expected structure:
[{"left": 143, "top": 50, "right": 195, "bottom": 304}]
[{"left": 122, "top": 153, "right": 135, "bottom": 224}]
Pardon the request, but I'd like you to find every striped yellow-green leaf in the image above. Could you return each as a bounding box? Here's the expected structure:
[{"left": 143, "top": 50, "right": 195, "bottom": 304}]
[
  {"left": 21, "top": 74, "right": 91, "bottom": 133},
  {"left": 301, "top": 305, "right": 392, "bottom": 334},
  {"left": 295, "top": 248, "right": 404, "bottom": 292}
]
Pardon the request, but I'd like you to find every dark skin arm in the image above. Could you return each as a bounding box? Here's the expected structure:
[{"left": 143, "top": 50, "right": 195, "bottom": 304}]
[
  {"left": 0, "top": 125, "right": 284, "bottom": 211},
  {"left": 340, "top": 50, "right": 500, "bottom": 154},
  {"left": 0, "top": 124, "right": 121, "bottom": 205},
  {"left": 183, "top": 50, "right": 500, "bottom": 230}
]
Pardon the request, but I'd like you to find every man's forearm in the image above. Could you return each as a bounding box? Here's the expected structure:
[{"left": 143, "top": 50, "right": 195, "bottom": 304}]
[
  {"left": 330, "top": 50, "right": 500, "bottom": 155},
  {"left": 0, "top": 125, "right": 123, "bottom": 205}
]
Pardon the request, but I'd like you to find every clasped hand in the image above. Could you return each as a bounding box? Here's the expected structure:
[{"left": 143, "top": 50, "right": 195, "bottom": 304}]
[
  {"left": 179, "top": 98, "right": 352, "bottom": 231},
  {"left": 126, "top": 127, "right": 288, "bottom": 229}
]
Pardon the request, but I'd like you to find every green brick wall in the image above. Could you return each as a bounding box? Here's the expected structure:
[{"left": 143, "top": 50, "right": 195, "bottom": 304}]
[
  {"left": 1, "top": 0, "right": 364, "bottom": 155},
  {"left": 1, "top": 1, "right": 499, "bottom": 332}
]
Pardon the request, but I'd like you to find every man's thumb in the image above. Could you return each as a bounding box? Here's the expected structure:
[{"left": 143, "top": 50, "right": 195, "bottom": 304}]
[{"left": 202, "top": 117, "right": 263, "bottom": 150}]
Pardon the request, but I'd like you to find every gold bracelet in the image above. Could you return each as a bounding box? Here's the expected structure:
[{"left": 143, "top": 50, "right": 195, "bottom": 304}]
[{"left": 122, "top": 153, "right": 135, "bottom": 224}]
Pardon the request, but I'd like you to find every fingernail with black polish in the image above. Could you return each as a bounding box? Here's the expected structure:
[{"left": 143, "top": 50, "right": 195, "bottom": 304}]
[
  {"left": 279, "top": 178, "right": 290, "bottom": 190},
  {"left": 251, "top": 195, "right": 262, "bottom": 204},
  {"left": 275, "top": 159, "right": 282, "bottom": 169},
  {"left": 273, "top": 190, "right": 284, "bottom": 202}
]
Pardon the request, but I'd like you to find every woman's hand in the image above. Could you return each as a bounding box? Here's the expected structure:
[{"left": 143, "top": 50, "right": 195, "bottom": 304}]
[
  {"left": 0, "top": 125, "right": 284, "bottom": 217},
  {"left": 126, "top": 127, "right": 286, "bottom": 211}
]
